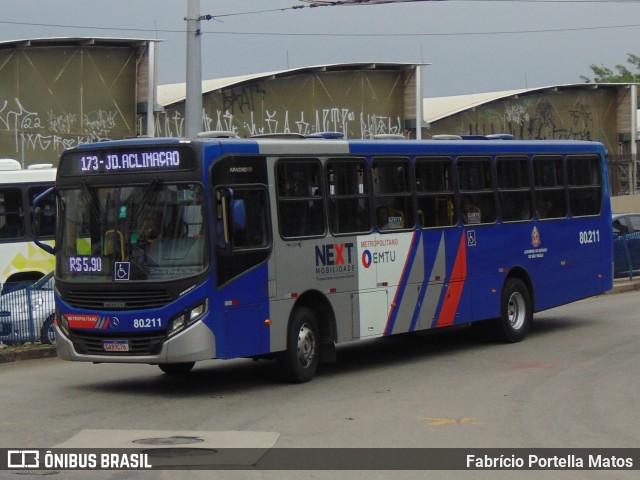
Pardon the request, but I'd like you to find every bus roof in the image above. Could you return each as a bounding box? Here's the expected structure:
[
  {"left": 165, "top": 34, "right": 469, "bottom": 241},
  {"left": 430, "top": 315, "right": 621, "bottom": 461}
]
[
  {"left": 0, "top": 164, "right": 56, "bottom": 184},
  {"left": 61, "top": 136, "right": 607, "bottom": 160}
]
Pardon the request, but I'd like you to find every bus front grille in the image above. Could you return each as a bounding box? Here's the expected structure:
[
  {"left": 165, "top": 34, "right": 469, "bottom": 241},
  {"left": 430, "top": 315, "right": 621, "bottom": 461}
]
[
  {"left": 64, "top": 290, "right": 173, "bottom": 310},
  {"left": 70, "top": 332, "right": 166, "bottom": 356}
]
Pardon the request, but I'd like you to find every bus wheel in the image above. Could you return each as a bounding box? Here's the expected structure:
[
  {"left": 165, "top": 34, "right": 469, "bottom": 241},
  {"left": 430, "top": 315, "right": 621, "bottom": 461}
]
[
  {"left": 158, "top": 362, "right": 195, "bottom": 375},
  {"left": 278, "top": 307, "right": 320, "bottom": 383},
  {"left": 40, "top": 315, "right": 56, "bottom": 345},
  {"left": 496, "top": 278, "right": 531, "bottom": 343}
]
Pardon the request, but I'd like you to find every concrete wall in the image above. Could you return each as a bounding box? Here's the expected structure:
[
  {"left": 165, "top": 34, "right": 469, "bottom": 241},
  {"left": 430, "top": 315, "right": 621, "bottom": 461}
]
[
  {"left": 429, "top": 88, "right": 619, "bottom": 154},
  {"left": 156, "top": 69, "right": 410, "bottom": 139},
  {"left": 612, "top": 194, "right": 640, "bottom": 213},
  {"left": 0, "top": 40, "right": 151, "bottom": 167}
]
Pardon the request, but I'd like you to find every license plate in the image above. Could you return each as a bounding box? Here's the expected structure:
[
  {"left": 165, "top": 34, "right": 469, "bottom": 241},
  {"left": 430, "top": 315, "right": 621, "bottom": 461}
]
[{"left": 103, "top": 340, "right": 129, "bottom": 352}]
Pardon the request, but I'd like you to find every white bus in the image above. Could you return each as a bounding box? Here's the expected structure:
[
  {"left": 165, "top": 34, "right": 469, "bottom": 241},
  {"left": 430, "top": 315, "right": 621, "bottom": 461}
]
[{"left": 0, "top": 159, "right": 56, "bottom": 293}]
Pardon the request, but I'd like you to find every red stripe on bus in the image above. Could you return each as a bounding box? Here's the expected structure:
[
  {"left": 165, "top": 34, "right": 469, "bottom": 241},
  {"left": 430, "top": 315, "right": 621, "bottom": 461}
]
[{"left": 436, "top": 233, "right": 467, "bottom": 327}]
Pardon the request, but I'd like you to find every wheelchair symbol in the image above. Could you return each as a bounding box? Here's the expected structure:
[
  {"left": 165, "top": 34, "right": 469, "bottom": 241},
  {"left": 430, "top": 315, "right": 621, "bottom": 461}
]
[
  {"left": 467, "top": 230, "right": 477, "bottom": 247},
  {"left": 115, "top": 262, "right": 130, "bottom": 281}
]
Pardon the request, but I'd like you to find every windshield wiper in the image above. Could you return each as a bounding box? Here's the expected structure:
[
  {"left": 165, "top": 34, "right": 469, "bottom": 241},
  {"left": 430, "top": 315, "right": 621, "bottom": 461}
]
[
  {"left": 128, "top": 177, "right": 164, "bottom": 231},
  {"left": 80, "top": 181, "right": 102, "bottom": 223}
]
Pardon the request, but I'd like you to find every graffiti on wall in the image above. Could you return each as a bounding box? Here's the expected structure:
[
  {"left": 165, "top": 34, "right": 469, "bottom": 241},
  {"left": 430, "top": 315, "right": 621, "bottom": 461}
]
[
  {"left": 430, "top": 90, "right": 617, "bottom": 151},
  {"left": 0, "top": 97, "right": 119, "bottom": 162},
  {"left": 156, "top": 107, "right": 403, "bottom": 139},
  {"left": 222, "top": 84, "right": 266, "bottom": 113},
  {"left": 156, "top": 71, "right": 406, "bottom": 139},
  {"left": 0, "top": 45, "right": 138, "bottom": 167}
]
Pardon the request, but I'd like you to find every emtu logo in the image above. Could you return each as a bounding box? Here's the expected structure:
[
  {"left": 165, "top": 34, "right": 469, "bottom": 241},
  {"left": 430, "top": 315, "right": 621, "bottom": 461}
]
[
  {"left": 361, "top": 249, "right": 396, "bottom": 268},
  {"left": 362, "top": 250, "right": 373, "bottom": 268}
]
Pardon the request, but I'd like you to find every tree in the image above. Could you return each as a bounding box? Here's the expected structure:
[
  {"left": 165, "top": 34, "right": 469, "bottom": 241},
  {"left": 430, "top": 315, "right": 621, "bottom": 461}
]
[{"left": 580, "top": 54, "right": 640, "bottom": 83}]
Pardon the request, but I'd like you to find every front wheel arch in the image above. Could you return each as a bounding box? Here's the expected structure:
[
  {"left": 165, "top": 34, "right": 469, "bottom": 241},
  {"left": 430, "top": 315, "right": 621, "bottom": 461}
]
[{"left": 277, "top": 306, "right": 320, "bottom": 383}]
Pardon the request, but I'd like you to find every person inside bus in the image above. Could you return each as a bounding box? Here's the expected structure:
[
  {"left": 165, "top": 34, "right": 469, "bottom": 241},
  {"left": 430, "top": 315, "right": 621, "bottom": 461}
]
[
  {"left": 377, "top": 207, "right": 396, "bottom": 231},
  {"left": 461, "top": 196, "right": 481, "bottom": 224},
  {"left": 377, "top": 206, "right": 403, "bottom": 230},
  {"left": 137, "top": 211, "right": 163, "bottom": 246}
]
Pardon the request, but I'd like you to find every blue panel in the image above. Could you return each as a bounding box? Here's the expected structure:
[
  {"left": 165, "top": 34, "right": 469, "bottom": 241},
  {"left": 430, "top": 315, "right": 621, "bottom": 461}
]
[{"left": 208, "top": 262, "right": 271, "bottom": 359}]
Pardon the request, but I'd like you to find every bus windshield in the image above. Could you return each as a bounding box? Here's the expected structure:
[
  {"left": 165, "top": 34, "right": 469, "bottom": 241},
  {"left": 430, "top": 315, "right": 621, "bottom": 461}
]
[{"left": 57, "top": 182, "right": 208, "bottom": 283}]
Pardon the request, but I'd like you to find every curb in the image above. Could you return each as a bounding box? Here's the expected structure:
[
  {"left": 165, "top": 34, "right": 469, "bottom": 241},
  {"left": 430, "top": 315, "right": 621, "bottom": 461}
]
[
  {"left": 608, "top": 279, "right": 640, "bottom": 295},
  {"left": 0, "top": 345, "right": 57, "bottom": 364}
]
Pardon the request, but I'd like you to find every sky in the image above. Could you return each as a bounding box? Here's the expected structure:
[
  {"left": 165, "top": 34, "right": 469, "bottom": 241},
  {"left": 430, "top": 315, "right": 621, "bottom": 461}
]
[{"left": 1, "top": 0, "right": 639, "bottom": 98}]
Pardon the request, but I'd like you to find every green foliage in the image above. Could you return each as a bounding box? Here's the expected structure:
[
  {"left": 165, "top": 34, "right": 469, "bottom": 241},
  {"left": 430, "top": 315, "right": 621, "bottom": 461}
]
[{"left": 580, "top": 54, "right": 640, "bottom": 83}]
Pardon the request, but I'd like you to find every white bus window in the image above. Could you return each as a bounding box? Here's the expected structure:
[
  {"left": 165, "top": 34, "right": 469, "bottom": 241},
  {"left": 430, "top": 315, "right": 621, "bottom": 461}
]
[
  {"left": 276, "top": 160, "right": 326, "bottom": 238},
  {"left": 0, "top": 190, "right": 25, "bottom": 239},
  {"left": 327, "top": 159, "right": 371, "bottom": 234},
  {"left": 372, "top": 157, "right": 414, "bottom": 231}
]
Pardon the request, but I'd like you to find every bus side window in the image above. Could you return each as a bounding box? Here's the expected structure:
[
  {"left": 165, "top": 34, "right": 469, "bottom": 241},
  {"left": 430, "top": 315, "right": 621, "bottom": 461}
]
[
  {"left": 497, "top": 156, "right": 532, "bottom": 222},
  {"left": 276, "top": 159, "right": 325, "bottom": 238},
  {"left": 533, "top": 156, "right": 567, "bottom": 219},
  {"left": 457, "top": 157, "right": 496, "bottom": 225},
  {"left": 372, "top": 157, "right": 414, "bottom": 231},
  {"left": 29, "top": 188, "right": 56, "bottom": 237},
  {"left": 0, "top": 189, "right": 25, "bottom": 239},
  {"left": 326, "top": 158, "right": 371, "bottom": 234},
  {"left": 415, "top": 157, "right": 456, "bottom": 228}
]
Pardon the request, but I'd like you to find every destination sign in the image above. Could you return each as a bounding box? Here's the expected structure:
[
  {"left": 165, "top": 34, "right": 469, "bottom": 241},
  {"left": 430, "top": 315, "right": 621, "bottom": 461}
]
[{"left": 60, "top": 145, "right": 196, "bottom": 176}]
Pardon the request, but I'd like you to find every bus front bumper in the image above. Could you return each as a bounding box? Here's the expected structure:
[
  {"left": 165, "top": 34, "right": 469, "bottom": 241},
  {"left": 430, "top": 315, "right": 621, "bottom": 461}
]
[{"left": 55, "top": 320, "right": 217, "bottom": 364}]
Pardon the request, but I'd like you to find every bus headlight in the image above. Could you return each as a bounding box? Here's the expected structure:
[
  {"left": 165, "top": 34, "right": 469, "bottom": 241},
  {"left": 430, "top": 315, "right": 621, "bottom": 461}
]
[
  {"left": 58, "top": 311, "right": 71, "bottom": 337},
  {"left": 168, "top": 300, "right": 208, "bottom": 337}
]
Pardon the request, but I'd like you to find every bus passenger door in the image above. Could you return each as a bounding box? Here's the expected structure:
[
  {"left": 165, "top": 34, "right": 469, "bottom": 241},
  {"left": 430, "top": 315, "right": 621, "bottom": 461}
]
[{"left": 214, "top": 186, "right": 272, "bottom": 358}]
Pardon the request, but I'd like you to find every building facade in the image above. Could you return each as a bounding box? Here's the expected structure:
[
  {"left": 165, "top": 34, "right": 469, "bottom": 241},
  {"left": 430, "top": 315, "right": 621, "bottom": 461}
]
[
  {"left": 156, "top": 63, "right": 423, "bottom": 140},
  {"left": 0, "top": 38, "right": 157, "bottom": 168}
]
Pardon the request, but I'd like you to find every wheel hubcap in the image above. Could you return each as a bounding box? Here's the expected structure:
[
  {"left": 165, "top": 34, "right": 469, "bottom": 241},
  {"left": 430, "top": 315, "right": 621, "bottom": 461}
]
[
  {"left": 507, "top": 291, "right": 526, "bottom": 330},
  {"left": 296, "top": 323, "right": 317, "bottom": 368}
]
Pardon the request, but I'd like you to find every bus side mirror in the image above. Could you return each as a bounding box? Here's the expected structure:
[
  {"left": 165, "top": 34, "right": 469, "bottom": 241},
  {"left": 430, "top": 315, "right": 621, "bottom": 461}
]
[{"left": 32, "top": 188, "right": 56, "bottom": 255}]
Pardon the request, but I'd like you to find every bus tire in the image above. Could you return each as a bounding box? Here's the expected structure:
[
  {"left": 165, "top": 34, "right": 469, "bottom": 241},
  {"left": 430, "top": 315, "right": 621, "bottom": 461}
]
[
  {"left": 158, "top": 362, "right": 195, "bottom": 375},
  {"left": 278, "top": 307, "right": 320, "bottom": 383},
  {"left": 495, "top": 278, "right": 531, "bottom": 343},
  {"left": 40, "top": 314, "right": 56, "bottom": 345}
]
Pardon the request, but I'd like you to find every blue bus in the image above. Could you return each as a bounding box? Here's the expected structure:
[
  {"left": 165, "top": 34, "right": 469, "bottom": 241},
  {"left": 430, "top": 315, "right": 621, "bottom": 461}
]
[{"left": 43, "top": 135, "right": 612, "bottom": 382}]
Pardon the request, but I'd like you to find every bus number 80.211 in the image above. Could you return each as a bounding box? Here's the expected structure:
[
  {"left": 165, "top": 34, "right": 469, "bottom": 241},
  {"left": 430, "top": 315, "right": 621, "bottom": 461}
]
[{"left": 579, "top": 230, "right": 600, "bottom": 244}]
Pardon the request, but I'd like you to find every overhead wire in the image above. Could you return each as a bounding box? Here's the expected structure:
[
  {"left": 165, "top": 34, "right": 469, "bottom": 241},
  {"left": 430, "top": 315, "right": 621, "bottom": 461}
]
[{"left": 0, "top": 0, "right": 639, "bottom": 37}]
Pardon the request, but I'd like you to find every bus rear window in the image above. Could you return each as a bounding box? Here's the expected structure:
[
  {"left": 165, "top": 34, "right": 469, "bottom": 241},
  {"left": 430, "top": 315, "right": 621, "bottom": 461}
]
[{"left": 567, "top": 155, "right": 601, "bottom": 217}]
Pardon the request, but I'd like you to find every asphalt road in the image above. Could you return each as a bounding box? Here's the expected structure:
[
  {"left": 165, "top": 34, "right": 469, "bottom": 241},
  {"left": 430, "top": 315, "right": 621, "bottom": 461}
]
[{"left": 1, "top": 290, "right": 639, "bottom": 480}]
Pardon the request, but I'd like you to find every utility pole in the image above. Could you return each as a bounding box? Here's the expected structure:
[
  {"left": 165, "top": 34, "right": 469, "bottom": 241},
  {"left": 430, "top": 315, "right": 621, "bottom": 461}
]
[{"left": 185, "top": 0, "right": 203, "bottom": 138}]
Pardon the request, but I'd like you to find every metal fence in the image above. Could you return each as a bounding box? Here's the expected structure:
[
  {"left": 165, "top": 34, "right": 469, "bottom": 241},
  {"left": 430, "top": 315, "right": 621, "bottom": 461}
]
[
  {"left": 614, "top": 233, "right": 640, "bottom": 280},
  {"left": 0, "top": 279, "right": 56, "bottom": 345}
]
